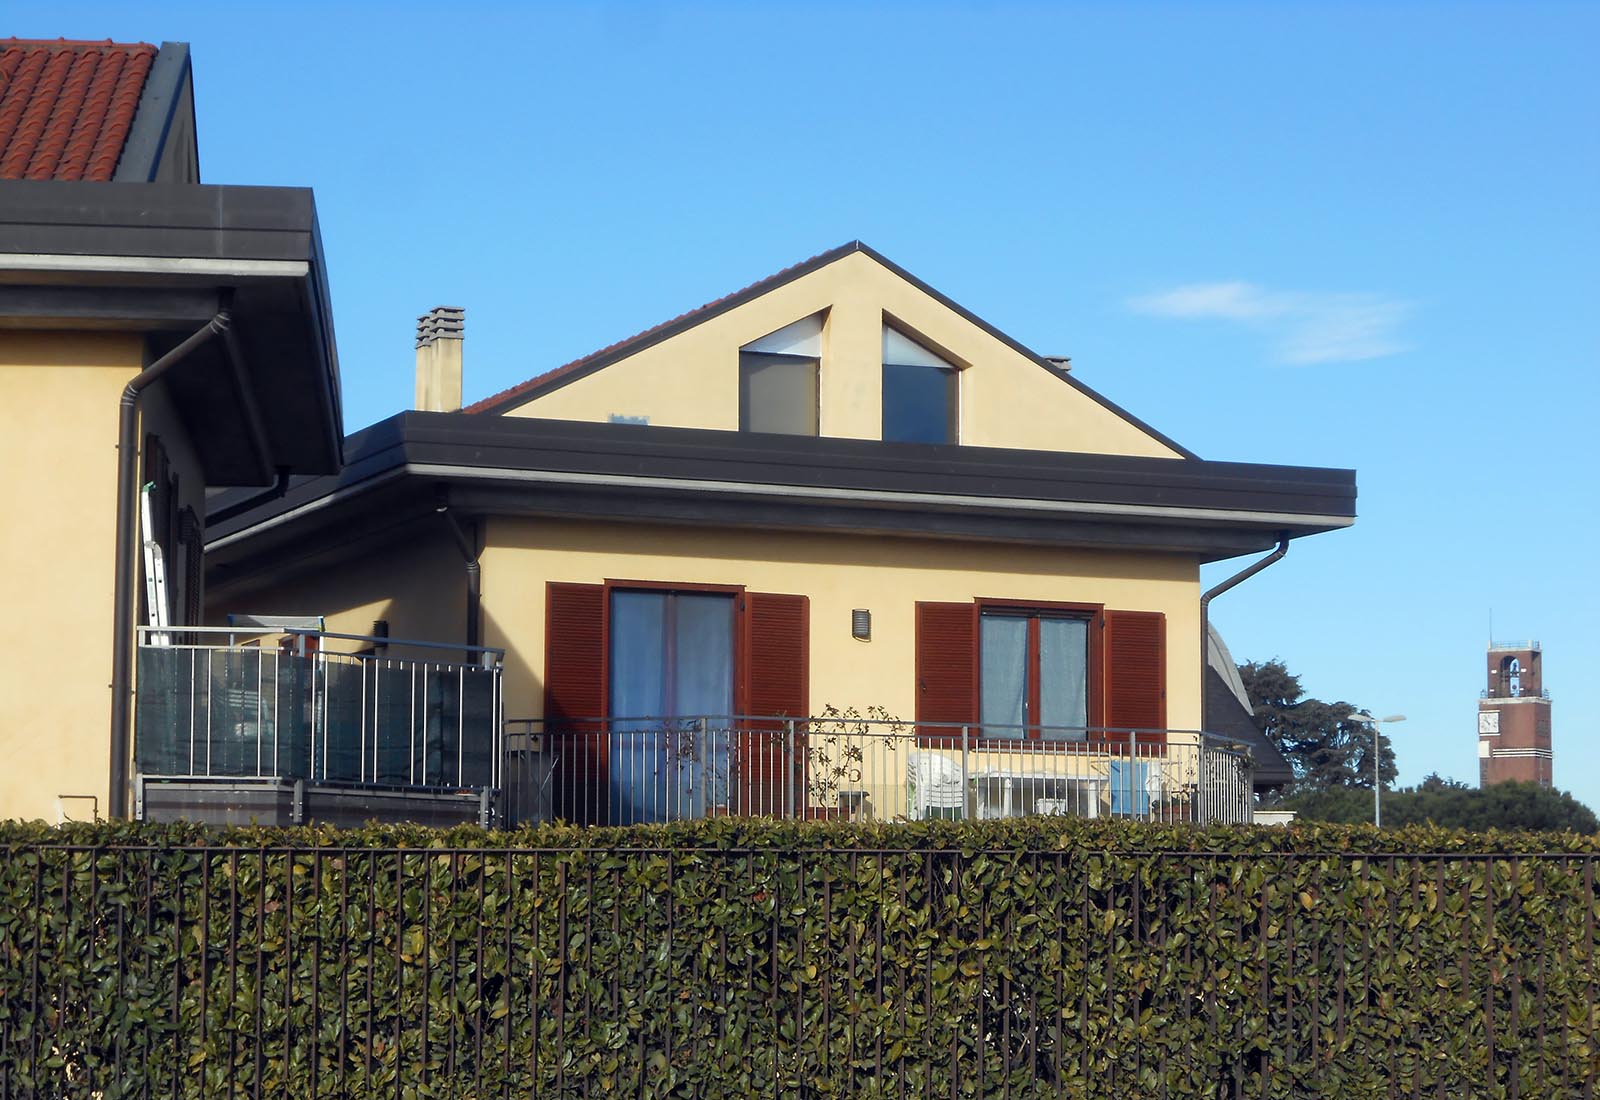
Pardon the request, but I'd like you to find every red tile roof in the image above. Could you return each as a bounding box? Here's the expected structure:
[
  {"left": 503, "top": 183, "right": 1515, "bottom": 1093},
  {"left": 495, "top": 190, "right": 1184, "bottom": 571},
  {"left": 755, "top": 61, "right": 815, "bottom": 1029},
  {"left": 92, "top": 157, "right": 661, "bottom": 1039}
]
[
  {"left": 463, "top": 243, "right": 861, "bottom": 415},
  {"left": 0, "top": 38, "right": 157, "bottom": 181}
]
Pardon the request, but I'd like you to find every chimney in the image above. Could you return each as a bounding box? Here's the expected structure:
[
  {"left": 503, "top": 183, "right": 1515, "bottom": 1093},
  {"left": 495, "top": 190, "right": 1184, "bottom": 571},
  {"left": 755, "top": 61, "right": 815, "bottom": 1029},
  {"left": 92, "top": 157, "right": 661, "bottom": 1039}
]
[{"left": 415, "top": 306, "right": 465, "bottom": 412}]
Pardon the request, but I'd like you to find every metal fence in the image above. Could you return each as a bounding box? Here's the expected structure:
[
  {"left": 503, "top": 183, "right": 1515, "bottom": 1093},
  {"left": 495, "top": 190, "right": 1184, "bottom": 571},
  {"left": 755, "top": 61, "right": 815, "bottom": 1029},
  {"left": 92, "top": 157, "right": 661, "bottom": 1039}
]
[
  {"left": 1, "top": 843, "right": 1594, "bottom": 1099},
  {"left": 134, "top": 626, "right": 504, "bottom": 792},
  {"left": 503, "top": 716, "right": 1256, "bottom": 827}
]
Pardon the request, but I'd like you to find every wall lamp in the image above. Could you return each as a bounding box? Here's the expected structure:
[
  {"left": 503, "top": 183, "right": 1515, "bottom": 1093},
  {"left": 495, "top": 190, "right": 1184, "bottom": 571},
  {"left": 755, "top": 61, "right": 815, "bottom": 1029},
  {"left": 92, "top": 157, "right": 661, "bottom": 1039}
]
[{"left": 851, "top": 609, "right": 871, "bottom": 641}]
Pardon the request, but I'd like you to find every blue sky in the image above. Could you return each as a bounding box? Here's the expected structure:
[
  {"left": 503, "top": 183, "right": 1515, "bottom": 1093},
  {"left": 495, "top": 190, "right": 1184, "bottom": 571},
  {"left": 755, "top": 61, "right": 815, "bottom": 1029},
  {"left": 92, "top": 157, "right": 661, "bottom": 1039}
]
[{"left": 23, "top": 2, "right": 1599, "bottom": 807}]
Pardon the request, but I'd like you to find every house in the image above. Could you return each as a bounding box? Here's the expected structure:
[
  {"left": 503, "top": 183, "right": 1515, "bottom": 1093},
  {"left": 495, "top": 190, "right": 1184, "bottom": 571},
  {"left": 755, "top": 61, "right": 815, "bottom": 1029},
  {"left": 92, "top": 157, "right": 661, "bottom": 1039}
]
[
  {"left": 206, "top": 242, "right": 1355, "bottom": 826},
  {"left": 0, "top": 39, "right": 403, "bottom": 825}
]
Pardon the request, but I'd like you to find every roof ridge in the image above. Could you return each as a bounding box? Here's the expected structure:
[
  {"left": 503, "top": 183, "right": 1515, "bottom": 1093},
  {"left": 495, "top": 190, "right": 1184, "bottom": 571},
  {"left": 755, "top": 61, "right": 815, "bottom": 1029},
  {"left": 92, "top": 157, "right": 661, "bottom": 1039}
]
[
  {"left": 461, "top": 241, "right": 863, "bottom": 415},
  {"left": 0, "top": 38, "right": 157, "bottom": 50}
]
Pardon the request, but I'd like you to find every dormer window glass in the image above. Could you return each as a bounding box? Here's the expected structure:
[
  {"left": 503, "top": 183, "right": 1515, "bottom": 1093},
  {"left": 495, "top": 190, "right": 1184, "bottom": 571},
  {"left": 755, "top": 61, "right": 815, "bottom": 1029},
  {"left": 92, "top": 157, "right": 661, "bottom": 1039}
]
[
  {"left": 739, "top": 313, "right": 822, "bottom": 436},
  {"left": 882, "top": 325, "right": 957, "bottom": 444}
]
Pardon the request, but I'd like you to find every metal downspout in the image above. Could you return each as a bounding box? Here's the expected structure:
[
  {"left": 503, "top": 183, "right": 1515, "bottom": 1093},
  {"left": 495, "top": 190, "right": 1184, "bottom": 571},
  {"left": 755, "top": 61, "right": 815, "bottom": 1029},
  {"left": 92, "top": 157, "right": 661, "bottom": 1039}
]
[
  {"left": 216, "top": 300, "right": 277, "bottom": 487},
  {"left": 1198, "top": 532, "right": 1291, "bottom": 739},
  {"left": 109, "top": 311, "right": 230, "bottom": 819},
  {"left": 206, "top": 469, "right": 292, "bottom": 526},
  {"left": 437, "top": 493, "right": 482, "bottom": 650}
]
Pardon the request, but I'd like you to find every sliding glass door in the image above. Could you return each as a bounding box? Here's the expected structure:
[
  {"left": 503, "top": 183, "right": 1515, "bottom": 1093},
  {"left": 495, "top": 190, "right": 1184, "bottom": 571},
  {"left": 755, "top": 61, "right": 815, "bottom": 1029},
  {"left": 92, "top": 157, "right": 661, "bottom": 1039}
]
[{"left": 608, "top": 590, "right": 735, "bottom": 823}]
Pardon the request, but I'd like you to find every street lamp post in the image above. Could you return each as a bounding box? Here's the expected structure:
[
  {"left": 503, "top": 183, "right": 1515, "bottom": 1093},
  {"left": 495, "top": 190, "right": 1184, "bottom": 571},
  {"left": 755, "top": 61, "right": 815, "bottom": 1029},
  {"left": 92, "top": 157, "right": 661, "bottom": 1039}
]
[{"left": 1349, "top": 712, "right": 1406, "bottom": 827}]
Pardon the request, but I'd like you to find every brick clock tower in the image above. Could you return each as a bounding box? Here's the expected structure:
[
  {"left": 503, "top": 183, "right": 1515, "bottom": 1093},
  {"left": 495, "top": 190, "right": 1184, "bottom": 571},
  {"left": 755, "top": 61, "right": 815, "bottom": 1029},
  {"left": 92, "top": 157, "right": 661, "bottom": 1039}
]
[{"left": 1477, "top": 641, "right": 1553, "bottom": 787}]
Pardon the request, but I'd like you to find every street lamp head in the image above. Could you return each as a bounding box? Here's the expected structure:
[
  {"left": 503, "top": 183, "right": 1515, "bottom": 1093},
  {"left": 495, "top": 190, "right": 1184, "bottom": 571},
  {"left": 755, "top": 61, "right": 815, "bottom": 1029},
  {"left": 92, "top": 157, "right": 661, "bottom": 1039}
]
[{"left": 1348, "top": 712, "right": 1406, "bottom": 725}]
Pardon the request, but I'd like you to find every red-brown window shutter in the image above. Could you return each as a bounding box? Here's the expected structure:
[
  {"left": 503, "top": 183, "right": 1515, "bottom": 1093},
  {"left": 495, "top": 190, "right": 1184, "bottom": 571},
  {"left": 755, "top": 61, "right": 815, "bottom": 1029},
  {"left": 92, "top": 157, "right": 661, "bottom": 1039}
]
[
  {"left": 745, "top": 592, "right": 809, "bottom": 718},
  {"left": 743, "top": 592, "right": 809, "bottom": 815},
  {"left": 916, "top": 602, "right": 977, "bottom": 736},
  {"left": 1103, "top": 609, "right": 1166, "bottom": 744},
  {"left": 545, "top": 582, "right": 606, "bottom": 823}
]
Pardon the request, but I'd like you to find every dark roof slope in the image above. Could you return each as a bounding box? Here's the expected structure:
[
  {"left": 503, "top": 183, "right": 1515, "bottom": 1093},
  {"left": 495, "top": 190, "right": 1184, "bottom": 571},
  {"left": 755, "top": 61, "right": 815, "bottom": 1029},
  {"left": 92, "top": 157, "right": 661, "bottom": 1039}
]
[
  {"left": 1206, "top": 665, "right": 1294, "bottom": 788},
  {"left": 0, "top": 38, "right": 156, "bottom": 181}
]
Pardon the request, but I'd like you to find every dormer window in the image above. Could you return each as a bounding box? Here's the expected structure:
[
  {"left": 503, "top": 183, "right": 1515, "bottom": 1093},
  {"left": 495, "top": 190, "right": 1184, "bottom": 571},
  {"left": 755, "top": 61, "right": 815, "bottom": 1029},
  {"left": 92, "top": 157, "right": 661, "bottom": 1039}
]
[
  {"left": 882, "top": 324, "right": 957, "bottom": 444},
  {"left": 739, "top": 313, "right": 822, "bottom": 436}
]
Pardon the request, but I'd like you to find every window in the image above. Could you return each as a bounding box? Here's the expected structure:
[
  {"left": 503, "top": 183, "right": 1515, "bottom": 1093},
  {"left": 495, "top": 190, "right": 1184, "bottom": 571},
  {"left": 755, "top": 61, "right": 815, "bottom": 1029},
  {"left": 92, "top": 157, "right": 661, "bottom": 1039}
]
[
  {"left": 882, "top": 325, "right": 957, "bottom": 444},
  {"left": 979, "top": 611, "right": 1090, "bottom": 740},
  {"left": 544, "top": 582, "right": 810, "bottom": 824},
  {"left": 740, "top": 313, "right": 821, "bottom": 435},
  {"left": 915, "top": 601, "right": 1164, "bottom": 745}
]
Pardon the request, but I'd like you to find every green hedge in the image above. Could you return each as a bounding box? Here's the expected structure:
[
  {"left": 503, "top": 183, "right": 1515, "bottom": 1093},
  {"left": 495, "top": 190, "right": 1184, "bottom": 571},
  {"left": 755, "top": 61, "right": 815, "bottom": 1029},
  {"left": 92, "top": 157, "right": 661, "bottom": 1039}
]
[{"left": 2, "top": 817, "right": 1597, "bottom": 1098}]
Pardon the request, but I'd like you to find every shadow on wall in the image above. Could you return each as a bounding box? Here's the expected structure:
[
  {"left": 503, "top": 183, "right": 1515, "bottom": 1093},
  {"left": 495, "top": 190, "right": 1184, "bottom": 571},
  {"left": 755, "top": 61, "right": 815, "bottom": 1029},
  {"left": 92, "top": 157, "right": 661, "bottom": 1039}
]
[
  {"left": 493, "top": 520, "right": 1195, "bottom": 585},
  {"left": 483, "top": 603, "right": 542, "bottom": 720}
]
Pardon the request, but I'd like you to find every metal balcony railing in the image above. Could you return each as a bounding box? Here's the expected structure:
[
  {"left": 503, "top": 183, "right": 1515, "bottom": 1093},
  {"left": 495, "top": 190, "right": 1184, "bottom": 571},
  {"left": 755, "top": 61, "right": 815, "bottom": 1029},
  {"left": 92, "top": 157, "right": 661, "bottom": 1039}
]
[
  {"left": 133, "top": 626, "right": 504, "bottom": 798},
  {"left": 503, "top": 716, "right": 1255, "bottom": 828}
]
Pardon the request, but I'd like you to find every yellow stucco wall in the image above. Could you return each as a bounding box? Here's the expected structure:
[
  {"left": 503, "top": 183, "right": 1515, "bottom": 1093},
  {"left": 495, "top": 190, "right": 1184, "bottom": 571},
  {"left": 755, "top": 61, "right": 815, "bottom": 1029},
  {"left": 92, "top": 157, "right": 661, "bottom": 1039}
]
[
  {"left": 207, "top": 528, "right": 468, "bottom": 660},
  {"left": 478, "top": 517, "right": 1201, "bottom": 731},
  {"left": 0, "top": 332, "right": 212, "bottom": 824},
  {"left": 0, "top": 333, "right": 143, "bottom": 823},
  {"left": 204, "top": 517, "right": 1201, "bottom": 745},
  {"left": 505, "top": 250, "right": 1182, "bottom": 459}
]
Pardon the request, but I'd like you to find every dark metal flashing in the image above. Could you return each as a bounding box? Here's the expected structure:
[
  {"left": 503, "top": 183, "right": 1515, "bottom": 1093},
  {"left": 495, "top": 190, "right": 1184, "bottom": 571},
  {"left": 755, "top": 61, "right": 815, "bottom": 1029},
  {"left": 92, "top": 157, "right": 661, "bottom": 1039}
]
[
  {"left": 465, "top": 241, "right": 1201, "bottom": 461},
  {"left": 0, "top": 285, "right": 221, "bottom": 327},
  {"left": 0, "top": 180, "right": 321, "bottom": 261},
  {"left": 113, "top": 41, "right": 196, "bottom": 183}
]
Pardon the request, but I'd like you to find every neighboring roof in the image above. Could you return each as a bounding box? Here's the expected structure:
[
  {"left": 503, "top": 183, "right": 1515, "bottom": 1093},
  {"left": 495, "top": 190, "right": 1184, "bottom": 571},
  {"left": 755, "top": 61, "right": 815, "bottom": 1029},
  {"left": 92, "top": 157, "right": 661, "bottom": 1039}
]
[
  {"left": 0, "top": 180, "right": 344, "bottom": 481},
  {"left": 1205, "top": 626, "right": 1293, "bottom": 787},
  {"left": 462, "top": 241, "right": 1200, "bottom": 461},
  {"left": 1207, "top": 624, "right": 1254, "bottom": 713},
  {"left": 206, "top": 412, "right": 1356, "bottom": 578},
  {"left": 0, "top": 38, "right": 156, "bottom": 181}
]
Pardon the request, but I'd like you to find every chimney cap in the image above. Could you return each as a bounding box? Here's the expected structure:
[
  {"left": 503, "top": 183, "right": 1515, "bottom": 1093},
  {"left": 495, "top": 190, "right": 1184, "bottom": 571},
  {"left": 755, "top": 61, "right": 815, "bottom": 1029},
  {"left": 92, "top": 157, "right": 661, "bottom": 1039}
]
[{"left": 416, "top": 305, "right": 465, "bottom": 348}]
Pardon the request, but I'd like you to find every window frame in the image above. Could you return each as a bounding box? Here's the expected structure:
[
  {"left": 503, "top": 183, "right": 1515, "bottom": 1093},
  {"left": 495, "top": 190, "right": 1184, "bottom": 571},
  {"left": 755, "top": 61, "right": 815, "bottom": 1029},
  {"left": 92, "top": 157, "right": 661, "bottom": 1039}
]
[
  {"left": 600, "top": 579, "right": 747, "bottom": 720},
  {"left": 976, "top": 598, "right": 1103, "bottom": 744},
  {"left": 881, "top": 324, "right": 960, "bottom": 445},
  {"left": 738, "top": 350, "right": 820, "bottom": 436}
]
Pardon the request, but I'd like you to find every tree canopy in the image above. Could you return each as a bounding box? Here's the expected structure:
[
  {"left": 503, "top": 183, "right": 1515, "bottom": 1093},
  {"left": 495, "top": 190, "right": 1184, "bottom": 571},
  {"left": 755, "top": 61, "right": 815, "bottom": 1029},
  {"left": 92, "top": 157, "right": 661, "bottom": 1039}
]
[
  {"left": 1237, "top": 657, "right": 1598, "bottom": 833},
  {"left": 1237, "top": 658, "right": 1396, "bottom": 791},
  {"left": 1284, "top": 774, "right": 1598, "bottom": 834}
]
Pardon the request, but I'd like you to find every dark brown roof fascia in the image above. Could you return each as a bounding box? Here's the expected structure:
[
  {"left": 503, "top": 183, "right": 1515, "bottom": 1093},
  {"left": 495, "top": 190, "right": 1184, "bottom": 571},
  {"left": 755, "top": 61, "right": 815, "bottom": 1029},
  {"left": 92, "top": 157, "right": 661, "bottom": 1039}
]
[
  {"left": 0, "top": 180, "right": 319, "bottom": 259},
  {"left": 208, "top": 413, "right": 1354, "bottom": 546}
]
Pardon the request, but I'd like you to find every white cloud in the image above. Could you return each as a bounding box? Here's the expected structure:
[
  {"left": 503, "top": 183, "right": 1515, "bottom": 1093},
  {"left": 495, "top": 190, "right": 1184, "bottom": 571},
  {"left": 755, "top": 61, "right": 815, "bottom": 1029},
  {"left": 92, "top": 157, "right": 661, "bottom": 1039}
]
[{"left": 1128, "top": 281, "right": 1413, "bottom": 365}]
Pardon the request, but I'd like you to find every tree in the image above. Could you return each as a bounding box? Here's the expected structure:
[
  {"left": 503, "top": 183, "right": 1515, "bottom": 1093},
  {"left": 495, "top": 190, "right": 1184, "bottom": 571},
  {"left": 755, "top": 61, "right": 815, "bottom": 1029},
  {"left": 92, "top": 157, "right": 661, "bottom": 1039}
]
[
  {"left": 1237, "top": 659, "right": 1396, "bottom": 792},
  {"left": 1286, "top": 773, "right": 1598, "bottom": 834}
]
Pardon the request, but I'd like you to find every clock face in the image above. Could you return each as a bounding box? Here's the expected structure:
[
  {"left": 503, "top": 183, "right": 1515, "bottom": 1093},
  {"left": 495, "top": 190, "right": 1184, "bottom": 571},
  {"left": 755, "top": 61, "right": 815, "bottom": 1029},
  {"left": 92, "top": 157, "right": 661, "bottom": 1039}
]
[{"left": 1478, "top": 711, "right": 1500, "bottom": 734}]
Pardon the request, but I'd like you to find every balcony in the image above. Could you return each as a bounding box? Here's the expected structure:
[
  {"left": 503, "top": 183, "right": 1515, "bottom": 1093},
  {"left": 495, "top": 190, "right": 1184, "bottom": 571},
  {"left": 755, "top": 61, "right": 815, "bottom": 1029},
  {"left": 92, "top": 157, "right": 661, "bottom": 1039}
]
[
  {"left": 133, "top": 626, "right": 504, "bottom": 826},
  {"left": 503, "top": 716, "right": 1256, "bottom": 827}
]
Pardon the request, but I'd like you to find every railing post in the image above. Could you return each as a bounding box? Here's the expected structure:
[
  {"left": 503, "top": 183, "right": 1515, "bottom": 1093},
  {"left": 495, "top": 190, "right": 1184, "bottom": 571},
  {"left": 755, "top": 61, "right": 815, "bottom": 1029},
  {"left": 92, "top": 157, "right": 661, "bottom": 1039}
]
[
  {"left": 1195, "top": 739, "right": 1209, "bottom": 826},
  {"left": 1128, "top": 727, "right": 1138, "bottom": 820},
  {"left": 785, "top": 718, "right": 796, "bottom": 820},
  {"left": 960, "top": 725, "right": 971, "bottom": 821},
  {"left": 696, "top": 716, "right": 709, "bottom": 820}
]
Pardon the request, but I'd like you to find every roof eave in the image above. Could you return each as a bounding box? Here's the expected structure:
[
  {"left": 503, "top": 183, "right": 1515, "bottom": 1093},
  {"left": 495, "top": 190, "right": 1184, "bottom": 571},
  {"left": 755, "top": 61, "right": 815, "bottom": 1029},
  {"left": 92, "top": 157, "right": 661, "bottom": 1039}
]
[
  {"left": 207, "top": 414, "right": 1354, "bottom": 564},
  {"left": 0, "top": 181, "right": 343, "bottom": 480}
]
